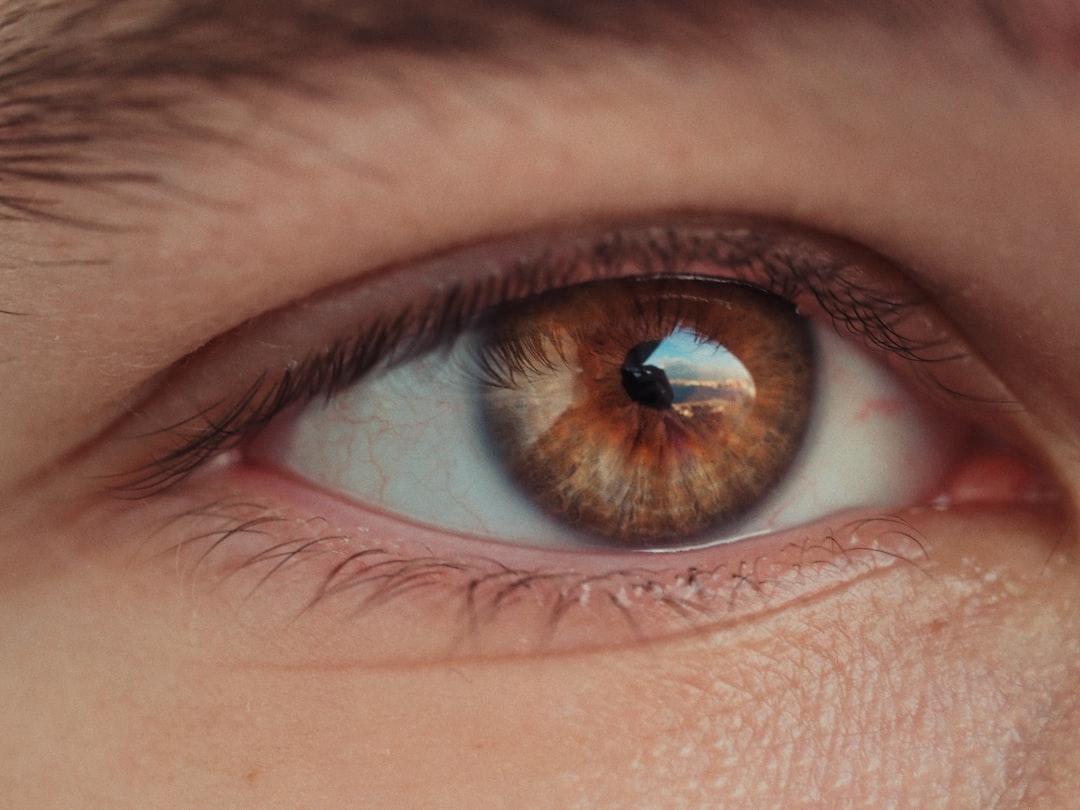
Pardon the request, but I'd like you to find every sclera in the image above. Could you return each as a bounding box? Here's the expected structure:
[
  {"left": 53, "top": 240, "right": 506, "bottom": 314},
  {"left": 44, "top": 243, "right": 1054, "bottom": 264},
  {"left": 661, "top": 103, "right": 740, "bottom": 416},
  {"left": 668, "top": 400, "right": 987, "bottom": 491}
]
[{"left": 254, "top": 278, "right": 962, "bottom": 551}]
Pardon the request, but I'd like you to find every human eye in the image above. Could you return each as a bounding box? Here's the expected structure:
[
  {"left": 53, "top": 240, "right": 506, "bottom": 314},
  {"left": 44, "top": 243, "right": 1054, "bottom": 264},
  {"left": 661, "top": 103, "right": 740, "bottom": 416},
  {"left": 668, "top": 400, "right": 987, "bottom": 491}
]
[
  {"left": 100, "top": 216, "right": 1053, "bottom": 664},
  {"left": 9, "top": 4, "right": 1080, "bottom": 806}
]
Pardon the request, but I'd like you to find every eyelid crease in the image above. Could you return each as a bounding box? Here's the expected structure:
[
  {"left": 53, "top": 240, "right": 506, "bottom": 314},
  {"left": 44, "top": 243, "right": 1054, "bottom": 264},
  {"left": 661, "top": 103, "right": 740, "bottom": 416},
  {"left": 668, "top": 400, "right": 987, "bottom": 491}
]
[{"left": 108, "top": 215, "right": 1010, "bottom": 499}]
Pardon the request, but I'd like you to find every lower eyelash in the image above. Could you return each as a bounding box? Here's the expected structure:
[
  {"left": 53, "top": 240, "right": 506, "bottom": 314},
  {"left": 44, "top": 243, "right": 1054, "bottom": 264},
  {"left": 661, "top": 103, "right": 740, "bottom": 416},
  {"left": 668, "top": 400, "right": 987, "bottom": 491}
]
[{"left": 150, "top": 497, "right": 930, "bottom": 657}]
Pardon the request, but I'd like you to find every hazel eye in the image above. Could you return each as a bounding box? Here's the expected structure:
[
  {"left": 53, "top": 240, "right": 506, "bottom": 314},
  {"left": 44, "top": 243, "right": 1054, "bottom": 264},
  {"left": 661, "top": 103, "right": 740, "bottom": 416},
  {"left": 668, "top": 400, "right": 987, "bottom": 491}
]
[
  {"left": 252, "top": 270, "right": 959, "bottom": 552},
  {"left": 479, "top": 277, "right": 813, "bottom": 547}
]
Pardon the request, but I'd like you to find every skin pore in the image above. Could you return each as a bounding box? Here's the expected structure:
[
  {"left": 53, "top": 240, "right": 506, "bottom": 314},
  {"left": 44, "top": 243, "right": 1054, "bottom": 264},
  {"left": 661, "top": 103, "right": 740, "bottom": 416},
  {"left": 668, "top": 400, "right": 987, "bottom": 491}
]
[{"left": 2, "top": 1, "right": 1080, "bottom": 807}]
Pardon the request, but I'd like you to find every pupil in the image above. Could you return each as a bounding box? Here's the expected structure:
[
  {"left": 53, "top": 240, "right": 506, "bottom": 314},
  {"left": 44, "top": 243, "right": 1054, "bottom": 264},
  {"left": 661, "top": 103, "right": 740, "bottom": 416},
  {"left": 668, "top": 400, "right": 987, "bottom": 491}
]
[{"left": 621, "top": 340, "right": 675, "bottom": 410}]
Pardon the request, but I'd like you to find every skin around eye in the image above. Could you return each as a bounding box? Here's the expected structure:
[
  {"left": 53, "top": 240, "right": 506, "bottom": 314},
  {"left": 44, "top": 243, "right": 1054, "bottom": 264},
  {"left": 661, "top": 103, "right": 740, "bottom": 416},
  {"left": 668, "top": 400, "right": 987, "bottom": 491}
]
[{"left": 2, "top": 3, "right": 1080, "bottom": 805}]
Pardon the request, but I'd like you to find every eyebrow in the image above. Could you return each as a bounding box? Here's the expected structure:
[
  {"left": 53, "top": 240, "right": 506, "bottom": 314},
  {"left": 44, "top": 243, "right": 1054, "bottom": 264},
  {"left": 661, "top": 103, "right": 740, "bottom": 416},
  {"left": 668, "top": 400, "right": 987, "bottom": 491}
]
[{"left": 0, "top": 0, "right": 1074, "bottom": 222}]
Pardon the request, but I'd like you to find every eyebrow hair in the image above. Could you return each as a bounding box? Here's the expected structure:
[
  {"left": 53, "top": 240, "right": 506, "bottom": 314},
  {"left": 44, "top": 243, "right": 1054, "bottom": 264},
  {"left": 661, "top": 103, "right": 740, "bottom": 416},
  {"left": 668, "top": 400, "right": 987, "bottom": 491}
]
[{"left": 0, "top": 0, "right": 1074, "bottom": 223}]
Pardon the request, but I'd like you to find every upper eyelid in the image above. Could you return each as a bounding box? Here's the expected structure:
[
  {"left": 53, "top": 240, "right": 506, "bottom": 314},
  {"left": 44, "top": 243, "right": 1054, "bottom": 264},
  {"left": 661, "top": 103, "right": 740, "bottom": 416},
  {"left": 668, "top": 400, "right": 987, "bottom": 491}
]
[{"left": 105, "top": 215, "right": 1015, "bottom": 497}]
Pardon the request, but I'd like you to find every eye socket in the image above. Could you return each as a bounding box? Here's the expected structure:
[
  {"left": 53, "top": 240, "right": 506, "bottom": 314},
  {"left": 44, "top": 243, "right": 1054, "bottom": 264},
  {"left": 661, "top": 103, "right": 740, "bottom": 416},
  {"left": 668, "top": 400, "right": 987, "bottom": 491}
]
[{"left": 108, "top": 216, "right": 1054, "bottom": 661}]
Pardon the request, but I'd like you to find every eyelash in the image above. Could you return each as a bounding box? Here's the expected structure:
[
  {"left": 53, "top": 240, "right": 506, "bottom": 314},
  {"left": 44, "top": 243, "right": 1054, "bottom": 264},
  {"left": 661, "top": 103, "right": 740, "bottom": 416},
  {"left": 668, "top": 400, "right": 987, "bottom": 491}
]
[
  {"left": 158, "top": 494, "right": 927, "bottom": 653},
  {"left": 118, "top": 221, "right": 947, "bottom": 498}
]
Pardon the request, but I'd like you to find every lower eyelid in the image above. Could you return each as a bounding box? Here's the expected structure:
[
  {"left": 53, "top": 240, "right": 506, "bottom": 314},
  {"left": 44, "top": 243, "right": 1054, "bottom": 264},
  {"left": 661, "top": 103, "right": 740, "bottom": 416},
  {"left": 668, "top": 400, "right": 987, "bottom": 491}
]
[{"left": 116, "top": 453, "right": 1061, "bottom": 665}]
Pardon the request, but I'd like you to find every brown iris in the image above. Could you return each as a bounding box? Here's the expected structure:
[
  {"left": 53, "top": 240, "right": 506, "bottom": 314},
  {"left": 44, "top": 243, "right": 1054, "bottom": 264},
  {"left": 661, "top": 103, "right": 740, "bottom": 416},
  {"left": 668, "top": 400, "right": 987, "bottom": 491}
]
[{"left": 478, "top": 277, "right": 814, "bottom": 548}]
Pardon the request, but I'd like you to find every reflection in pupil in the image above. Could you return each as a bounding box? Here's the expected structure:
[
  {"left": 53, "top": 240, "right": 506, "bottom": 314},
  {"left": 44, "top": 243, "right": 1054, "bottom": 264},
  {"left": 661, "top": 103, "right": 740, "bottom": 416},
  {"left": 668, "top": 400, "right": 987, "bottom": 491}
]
[{"left": 620, "top": 329, "right": 755, "bottom": 416}]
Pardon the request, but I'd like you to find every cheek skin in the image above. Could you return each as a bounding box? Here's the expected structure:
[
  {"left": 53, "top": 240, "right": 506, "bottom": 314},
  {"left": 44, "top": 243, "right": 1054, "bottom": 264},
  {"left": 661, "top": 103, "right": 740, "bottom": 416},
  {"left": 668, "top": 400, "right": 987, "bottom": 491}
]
[{"left": 0, "top": 506, "right": 1077, "bottom": 807}]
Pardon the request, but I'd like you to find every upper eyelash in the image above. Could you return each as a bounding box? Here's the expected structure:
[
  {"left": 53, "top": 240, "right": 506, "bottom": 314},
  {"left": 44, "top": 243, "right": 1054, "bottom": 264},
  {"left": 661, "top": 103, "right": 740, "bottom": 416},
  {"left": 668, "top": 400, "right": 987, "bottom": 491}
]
[
  {"left": 113, "top": 221, "right": 958, "bottom": 498},
  {"left": 116, "top": 274, "right": 548, "bottom": 495},
  {"left": 120, "top": 330, "right": 409, "bottom": 496}
]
